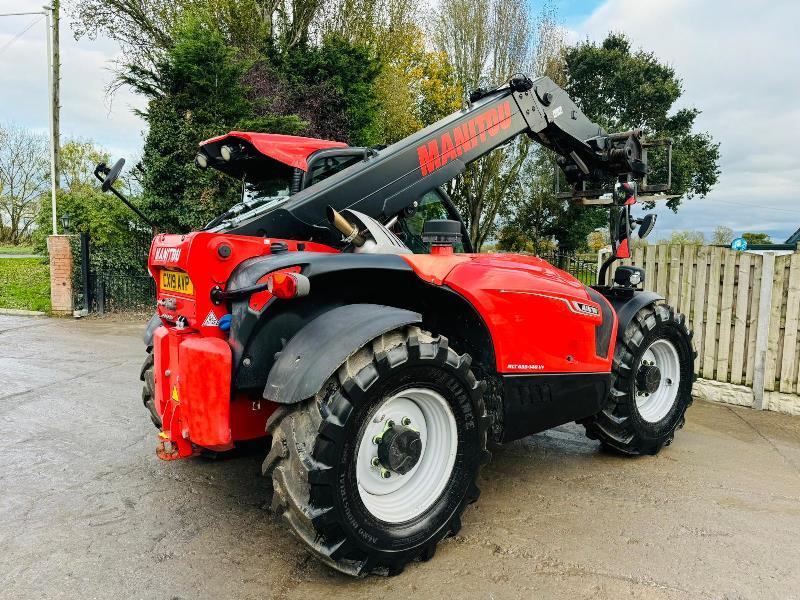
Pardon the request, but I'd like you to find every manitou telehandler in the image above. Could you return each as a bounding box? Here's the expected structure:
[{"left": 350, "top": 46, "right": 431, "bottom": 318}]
[{"left": 96, "top": 74, "right": 694, "bottom": 576}]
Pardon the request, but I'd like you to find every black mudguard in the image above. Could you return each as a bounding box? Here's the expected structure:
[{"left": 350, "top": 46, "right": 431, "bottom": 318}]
[
  {"left": 607, "top": 290, "right": 664, "bottom": 336},
  {"left": 143, "top": 313, "right": 161, "bottom": 347},
  {"left": 264, "top": 303, "right": 421, "bottom": 404}
]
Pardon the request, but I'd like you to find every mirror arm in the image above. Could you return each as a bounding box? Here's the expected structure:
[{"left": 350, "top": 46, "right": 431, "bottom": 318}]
[
  {"left": 94, "top": 162, "right": 109, "bottom": 183},
  {"left": 94, "top": 162, "right": 157, "bottom": 232},
  {"left": 107, "top": 185, "right": 157, "bottom": 232}
]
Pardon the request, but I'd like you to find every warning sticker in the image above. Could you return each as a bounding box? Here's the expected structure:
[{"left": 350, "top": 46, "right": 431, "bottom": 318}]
[{"left": 202, "top": 310, "right": 220, "bottom": 327}]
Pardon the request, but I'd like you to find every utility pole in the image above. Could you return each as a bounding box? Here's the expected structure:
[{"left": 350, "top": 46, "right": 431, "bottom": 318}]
[
  {"left": 45, "top": 1, "right": 60, "bottom": 235},
  {"left": 0, "top": 8, "right": 58, "bottom": 232},
  {"left": 51, "top": 1, "right": 60, "bottom": 216}
]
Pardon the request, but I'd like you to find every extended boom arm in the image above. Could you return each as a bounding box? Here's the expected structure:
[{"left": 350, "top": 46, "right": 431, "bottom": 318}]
[{"left": 220, "top": 75, "right": 662, "bottom": 245}]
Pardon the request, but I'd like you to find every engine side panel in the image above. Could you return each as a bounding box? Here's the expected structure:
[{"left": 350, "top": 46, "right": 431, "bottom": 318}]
[{"left": 403, "top": 253, "right": 617, "bottom": 374}]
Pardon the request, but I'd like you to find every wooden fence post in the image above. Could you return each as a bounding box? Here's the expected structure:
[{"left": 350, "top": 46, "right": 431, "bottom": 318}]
[{"left": 752, "top": 252, "right": 775, "bottom": 410}]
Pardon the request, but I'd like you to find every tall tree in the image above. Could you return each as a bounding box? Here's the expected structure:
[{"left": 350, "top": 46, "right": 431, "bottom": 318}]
[
  {"left": 502, "top": 33, "right": 720, "bottom": 253},
  {"left": 123, "top": 15, "right": 305, "bottom": 232},
  {"left": 433, "top": 0, "right": 540, "bottom": 250},
  {"left": 370, "top": 25, "right": 461, "bottom": 144},
  {"left": 494, "top": 9, "right": 577, "bottom": 253},
  {"left": 0, "top": 125, "right": 50, "bottom": 244},
  {"left": 310, "top": 0, "right": 460, "bottom": 144},
  {"left": 711, "top": 225, "right": 734, "bottom": 246},
  {"left": 256, "top": 35, "right": 382, "bottom": 145}
]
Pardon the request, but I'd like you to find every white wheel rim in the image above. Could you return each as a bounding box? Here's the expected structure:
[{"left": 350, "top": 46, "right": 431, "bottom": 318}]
[
  {"left": 636, "top": 338, "right": 681, "bottom": 423},
  {"left": 356, "top": 387, "right": 458, "bottom": 524}
]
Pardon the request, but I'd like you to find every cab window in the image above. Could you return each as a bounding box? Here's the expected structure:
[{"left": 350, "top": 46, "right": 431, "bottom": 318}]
[
  {"left": 308, "top": 154, "right": 362, "bottom": 187},
  {"left": 394, "top": 190, "right": 466, "bottom": 254},
  {"left": 243, "top": 175, "right": 292, "bottom": 201}
]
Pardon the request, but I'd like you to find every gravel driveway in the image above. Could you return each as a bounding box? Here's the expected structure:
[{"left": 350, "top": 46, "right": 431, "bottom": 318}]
[{"left": 1, "top": 314, "right": 799, "bottom": 599}]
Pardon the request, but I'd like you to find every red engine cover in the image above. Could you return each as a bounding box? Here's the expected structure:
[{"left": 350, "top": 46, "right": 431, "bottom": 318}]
[{"left": 402, "top": 253, "right": 616, "bottom": 374}]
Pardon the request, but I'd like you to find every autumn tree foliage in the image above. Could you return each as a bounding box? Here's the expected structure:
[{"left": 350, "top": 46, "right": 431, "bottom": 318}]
[{"left": 68, "top": 1, "right": 720, "bottom": 248}]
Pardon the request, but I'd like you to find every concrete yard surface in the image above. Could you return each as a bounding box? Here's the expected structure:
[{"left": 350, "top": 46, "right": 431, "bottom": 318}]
[{"left": 1, "top": 315, "right": 799, "bottom": 599}]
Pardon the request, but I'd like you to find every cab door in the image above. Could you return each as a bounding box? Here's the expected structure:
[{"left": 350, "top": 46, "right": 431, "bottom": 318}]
[{"left": 393, "top": 190, "right": 473, "bottom": 253}]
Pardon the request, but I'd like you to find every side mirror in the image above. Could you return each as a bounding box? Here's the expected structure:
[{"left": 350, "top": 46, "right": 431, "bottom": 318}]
[
  {"left": 97, "top": 158, "right": 125, "bottom": 192},
  {"left": 93, "top": 158, "right": 156, "bottom": 231},
  {"left": 637, "top": 213, "right": 657, "bottom": 238}
]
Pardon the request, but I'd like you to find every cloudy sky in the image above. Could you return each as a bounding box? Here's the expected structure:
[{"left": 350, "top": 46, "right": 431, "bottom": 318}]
[{"left": 1, "top": 0, "right": 798, "bottom": 242}]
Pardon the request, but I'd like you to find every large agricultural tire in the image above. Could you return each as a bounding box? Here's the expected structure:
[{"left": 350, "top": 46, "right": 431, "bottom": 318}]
[
  {"left": 140, "top": 348, "right": 162, "bottom": 429},
  {"left": 264, "top": 326, "right": 490, "bottom": 576},
  {"left": 582, "top": 302, "right": 696, "bottom": 455}
]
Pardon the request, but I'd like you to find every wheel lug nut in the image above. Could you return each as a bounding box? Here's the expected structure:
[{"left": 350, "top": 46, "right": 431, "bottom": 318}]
[
  {"left": 401, "top": 417, "right": 411, "bottom": 426},
  {"left": 380, "top": 468, "right": 391, "bottom": 479},
  {"left": 372, "top": 435, "right": 381, "bottom": 445},
  {"left": 371, "top": 456, "right": 381, "bottom": 468},
  {"left": 386, "top": 419, "right": 394, "bottom": 428}
]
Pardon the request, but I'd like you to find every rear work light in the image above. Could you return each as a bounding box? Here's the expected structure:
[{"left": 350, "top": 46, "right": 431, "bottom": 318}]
[{"left": 268, "top": 272, "right": 310, "bottom": 299}]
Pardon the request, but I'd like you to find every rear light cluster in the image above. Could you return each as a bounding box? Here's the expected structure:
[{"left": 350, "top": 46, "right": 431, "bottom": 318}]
[{"left": 268, "top": 272, "right": 310, "bottom": 299}]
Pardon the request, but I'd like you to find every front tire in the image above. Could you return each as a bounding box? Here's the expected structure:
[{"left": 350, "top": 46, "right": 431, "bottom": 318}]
[
  {"left": 264, "top": 326, "right": 489, "bottom": 576},
  {"left": 583, "top": 303, "right": 695, "bottom": 455}
]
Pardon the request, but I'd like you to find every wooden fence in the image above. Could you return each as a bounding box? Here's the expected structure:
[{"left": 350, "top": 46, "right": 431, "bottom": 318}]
[{"left": 603, "top": 245, "right": 800, "bottom": 412}]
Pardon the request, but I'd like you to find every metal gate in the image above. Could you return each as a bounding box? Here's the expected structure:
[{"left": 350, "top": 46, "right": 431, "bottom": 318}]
[{"left": 74, "top": 232, "right": 155, "bottom": 313}]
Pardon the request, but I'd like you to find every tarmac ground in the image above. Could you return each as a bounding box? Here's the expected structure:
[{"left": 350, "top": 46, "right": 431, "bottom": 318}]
[{"left": 1, "top": 314, "right": 799, "bottom": 599}]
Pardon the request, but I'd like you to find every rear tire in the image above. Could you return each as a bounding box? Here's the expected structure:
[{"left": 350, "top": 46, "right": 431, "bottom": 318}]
[
  {"left": 264, "top": 326, "right": 489, "bottom": 576},
  {"left": 140, "top": 348, "right": 161, "bottom": 429},
  {"left": 582, "top": 303, "right": 695, "bottom": 455}
]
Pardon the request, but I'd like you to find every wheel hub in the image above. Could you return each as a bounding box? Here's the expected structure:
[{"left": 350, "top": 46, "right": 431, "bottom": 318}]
[
  {"left": 636, "top": 364, "right": 662, "bottom": 394},
  {"left": 635, "top": 339, "right": 682, "bottom": 423},
  {"left": 377, "top": 423, "right": 422, "bottom": 475},
  {"left": 356, "top": 388, "right": 458, "bottom": 523}
]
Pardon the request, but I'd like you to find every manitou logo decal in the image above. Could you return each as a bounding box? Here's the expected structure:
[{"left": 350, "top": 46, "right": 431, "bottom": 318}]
[
  {"left": 417, "top": 101, "right": 513, "bottom": 176},
  {"left": 154, "top": 247, "right": 181, "bottom": 263}
]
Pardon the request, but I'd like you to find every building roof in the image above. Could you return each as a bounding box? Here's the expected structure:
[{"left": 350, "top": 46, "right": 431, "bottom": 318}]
[{"left": 785, "top": 227, "right": 800, "bottom": 245}]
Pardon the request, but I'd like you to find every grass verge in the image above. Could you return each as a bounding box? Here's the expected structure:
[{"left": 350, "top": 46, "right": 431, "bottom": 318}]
[
  {"left": 0, "top": 245, "right": 36, "bottom": 255},
  {"left": 0, "top": 258, "right": 51, "bottom": 312}
]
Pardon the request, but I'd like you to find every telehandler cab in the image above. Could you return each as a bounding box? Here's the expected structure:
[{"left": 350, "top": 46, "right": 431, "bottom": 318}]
[{"left": 96, "top": 74, "right": 694, "bottom": 576}]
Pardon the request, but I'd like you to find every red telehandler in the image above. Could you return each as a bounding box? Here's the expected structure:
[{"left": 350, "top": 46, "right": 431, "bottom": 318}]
[{"left": 96, "top": 74, "right": 694, "bottom": 576}]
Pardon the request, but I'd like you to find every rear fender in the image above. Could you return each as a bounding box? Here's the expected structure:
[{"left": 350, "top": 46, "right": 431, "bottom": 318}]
[
  {"left": 264, "top": 304, "right": 421, "bottom": 404},
  {"left": 607, "top": 290, "right": 664, "bottom": 337},
  {"left": 226, "top": 252, "right": 413, "bottom": 389}
]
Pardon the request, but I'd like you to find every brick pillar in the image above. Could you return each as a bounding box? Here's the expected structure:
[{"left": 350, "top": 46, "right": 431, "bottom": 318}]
[{"left": 47, "top": 235, "right": 74, "bottom": 316}]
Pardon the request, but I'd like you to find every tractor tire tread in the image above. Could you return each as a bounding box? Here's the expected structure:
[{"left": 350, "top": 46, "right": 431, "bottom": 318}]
[
  {"left": 583, "top": 302, "right": 694, "bottom": 456},
  {"left": 140, "top": 349, "right": 161, "bottom": 429},
  {"left": 264, "top": 325, "right": 488, "bottom": 577}
]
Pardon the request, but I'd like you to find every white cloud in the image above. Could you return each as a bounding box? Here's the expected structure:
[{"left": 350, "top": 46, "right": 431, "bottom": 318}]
[
  {"left": 0, "top": 1, "right": 146, "bottom": 158},
  {"left": 2, "top": 1, "right": 798, "bottom": 242},
  {"left": 574, "top": 0, "right": 800, "bottom": 242}
]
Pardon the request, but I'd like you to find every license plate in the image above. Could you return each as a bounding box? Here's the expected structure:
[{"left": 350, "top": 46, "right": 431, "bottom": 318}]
[{"left": 160, "top": 269, "right": 193, "bottom": 295}]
